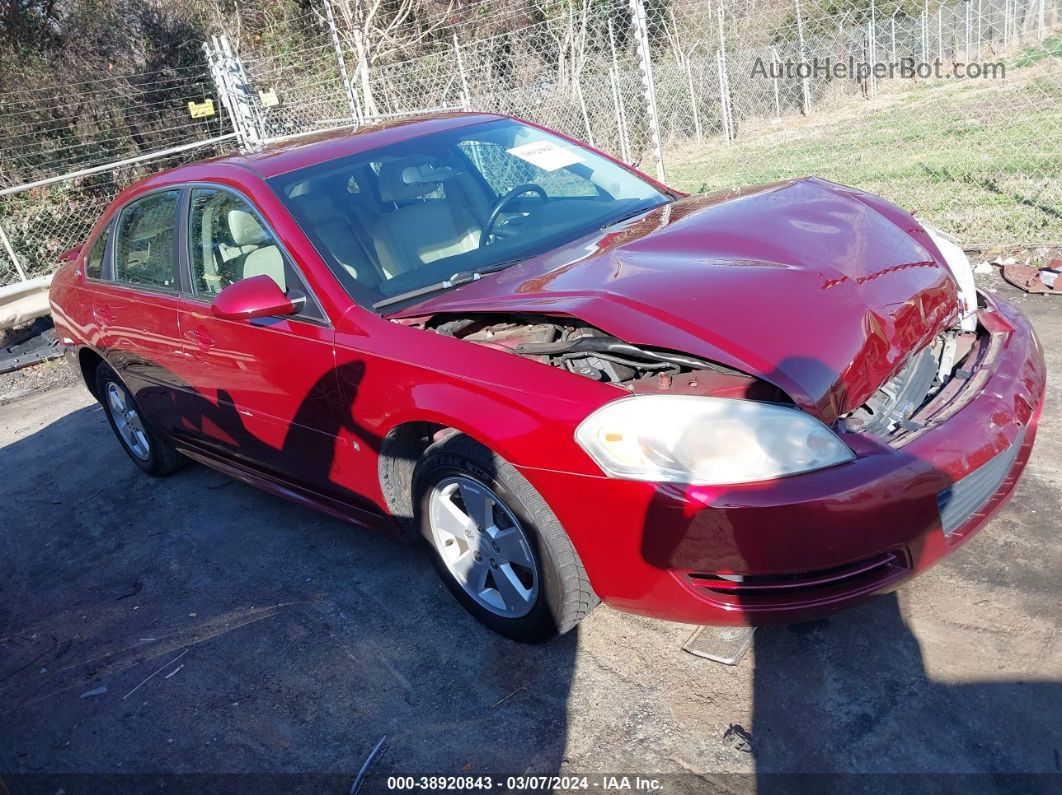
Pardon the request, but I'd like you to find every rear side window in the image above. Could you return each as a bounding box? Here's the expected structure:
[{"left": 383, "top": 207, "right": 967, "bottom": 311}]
[
  {"left": 114, "top": 191, "right": 179, "bottom": 290},
  {"left": 85, "top": 224, "right": 110, "bottom": 279}
]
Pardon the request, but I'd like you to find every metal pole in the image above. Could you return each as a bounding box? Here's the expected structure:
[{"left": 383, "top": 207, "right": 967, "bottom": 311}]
[
  {"left": 795, "top": 0, "right": 811, "bottom": 115},
  {"left": 0, "top": 133, "right": 239, "bottom": 197},
  {"left": 629, "top": 0, "right": 666, "bottom": 182},
  {"left": 770, "top": 46, "right": 781, "bottom": 118},
  {"left": 685, "top": 49, "right": 702, "bottom": 144},
  {"left": 868, "top": 0, "right": 877, "bottom": 97},
  {"left": 937, "top": 3, "right": 944, "bottom": 60},
  {"left": 922, "top": 3, "right": 929, "bottom": 62},
  {"left": 966, "top": 0, "right": 972, "bottom": 61},
  {"left": 205, "top": 36, "right": 246, "bottom": 150},
  {"left": 891, "top": 10, "right": 898, "bottom": 64},
  {"left": 452, "top": 34, "right": 472, "bottom": 112},
  {"left": 715, "top": 50, "right": 730, "bottom": 144},
  {"left": 607, "top": 20, "right": 632, "bottom": 163},
  {"left": 1038, "top": 0, "right": 1045, "bottom": 38},
  {"left": 322, "top": 0, "right": 360, "bottom": 122},
  {"left": 717, "top": 8, "right": 734, "bottom": 140},
  {"left": 0, "top": 220, "right": 27, "bottom": 281},
  {"left": 574, "top": 76, "right": 596, "bottom": 148},
  {"left": 977, "top": 0, "right": 983, "bottom": 54}
]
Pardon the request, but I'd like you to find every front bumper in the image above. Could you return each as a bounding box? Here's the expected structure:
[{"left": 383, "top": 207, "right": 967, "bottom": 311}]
[{"left": 519, "top": 292, "right": 1046, "bottom": 625}]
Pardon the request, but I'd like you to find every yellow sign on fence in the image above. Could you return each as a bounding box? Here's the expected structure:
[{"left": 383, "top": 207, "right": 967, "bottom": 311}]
[{"left": 187, "top": 99, "right": 216, "bottom": 119}]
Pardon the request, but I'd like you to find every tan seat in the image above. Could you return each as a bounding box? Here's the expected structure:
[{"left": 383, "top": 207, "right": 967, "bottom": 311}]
[
  {"left": 290, "top": 193, "right": 377, "bottom": 286},
  {"left": 371, "top": 158, "right": 480, "bottom": 278},
  {"left": 228, "top": 208, "right": 286, "bottom": 292}
]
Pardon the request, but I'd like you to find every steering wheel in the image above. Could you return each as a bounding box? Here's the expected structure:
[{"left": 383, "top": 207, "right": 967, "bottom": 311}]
[{"left": 481, "top": 183, "right": 548, "bottom": 247}]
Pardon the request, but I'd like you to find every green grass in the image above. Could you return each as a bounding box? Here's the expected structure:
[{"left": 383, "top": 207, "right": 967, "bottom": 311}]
[
  {"left": 1012, "top": 36, "right": 1062, "bottom": 68},
  {"left": 664, "top": 58, "right": 1062, "bottom": 245}
]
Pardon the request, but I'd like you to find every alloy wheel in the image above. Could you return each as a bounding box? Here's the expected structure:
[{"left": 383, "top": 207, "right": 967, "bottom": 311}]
[
  {"left": 427, "top": 475, "right": 539, "bottom": 618},
  {"left": 106, "top": 381, "right": 151, "bottom": 461}
]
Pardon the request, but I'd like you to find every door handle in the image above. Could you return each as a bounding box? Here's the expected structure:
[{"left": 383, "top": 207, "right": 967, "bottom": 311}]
[{"left": 184, "top": 328, "right": 215, "bottom": 350}]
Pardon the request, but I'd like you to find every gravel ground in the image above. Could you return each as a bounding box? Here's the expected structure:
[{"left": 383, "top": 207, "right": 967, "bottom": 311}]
[
  {"left": 0, "top": 358, "right": 79, "bottom": 404},
  {"left": 0, "top": 270, "right": 1059, "bottom": 792}
]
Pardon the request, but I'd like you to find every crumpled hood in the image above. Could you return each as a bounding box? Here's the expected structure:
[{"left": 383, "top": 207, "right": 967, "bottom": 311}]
[{"left": 393, "top": 177, "right": 962, "bottom": 423}]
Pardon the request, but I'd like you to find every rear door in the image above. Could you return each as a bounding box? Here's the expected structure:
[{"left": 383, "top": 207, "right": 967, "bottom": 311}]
[
  {"left": 174, "top": 185, "right": 342, "bottom": 496},
  {"left": 93, "top": 189, "right": 186, "bottom": 431}
]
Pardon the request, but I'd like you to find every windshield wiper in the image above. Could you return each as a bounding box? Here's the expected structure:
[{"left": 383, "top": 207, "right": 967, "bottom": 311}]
[
  {"left": 372, "top": 259, "right": 527, "bottom": 310},
  {"left": 600, "top": 201, "right": 666, "bottom": 230}
]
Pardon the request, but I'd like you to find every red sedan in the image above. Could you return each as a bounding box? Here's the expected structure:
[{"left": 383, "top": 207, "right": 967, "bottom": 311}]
[{"left": 49, "top": 113, "right": 1044, "bottom": 641}]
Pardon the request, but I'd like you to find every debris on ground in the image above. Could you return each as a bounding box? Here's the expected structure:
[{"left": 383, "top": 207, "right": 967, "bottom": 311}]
[
  {"left": 0, "top": 356, "right": 79, "bottom": 403},
  {"left": 722, "top": 723, "right": 754, "bottom": 753},
  {"left": 0, "top": 316, "right": 62, "bottom": 375},
  {"left": 1002, "top": 260, "right": 1062, "bottom": 295},
  {"left": 79, "top": 686, "right": 107, "bottom": 699}
]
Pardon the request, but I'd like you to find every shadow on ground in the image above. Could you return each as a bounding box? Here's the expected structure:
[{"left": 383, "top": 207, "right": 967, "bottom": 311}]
[
  {"left": 749, "top": 596, "right": 1062, "bottom": 791},
  {"left": 0, "top": 401, "right": 576, "bottom": 784}
]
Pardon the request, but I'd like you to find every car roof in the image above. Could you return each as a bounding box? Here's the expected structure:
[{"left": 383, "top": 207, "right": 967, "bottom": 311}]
[{"left": 159, "top": 111, "right": 507, "bottom": 182}]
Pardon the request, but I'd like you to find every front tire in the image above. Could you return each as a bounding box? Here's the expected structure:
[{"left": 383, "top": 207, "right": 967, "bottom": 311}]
[
  {"left": 96, "top": 363, "right": 184, "bottom": 477},
  {"left": 413, "top": 434, "right": 598, "bottom": 642}
]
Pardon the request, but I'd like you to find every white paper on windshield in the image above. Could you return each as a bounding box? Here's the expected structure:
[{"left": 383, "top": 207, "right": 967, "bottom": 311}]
[{"left": 507, "top": 141, "right": 584, "bottom": 172}]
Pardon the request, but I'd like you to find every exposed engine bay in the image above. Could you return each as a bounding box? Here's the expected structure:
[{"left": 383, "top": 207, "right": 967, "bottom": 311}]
[
  {"left": 414, "top": 313, "right": 791, "bottom": 403},
  {"left": 408, "top": 311, "right": 982, "bottom": 439},
  {"left": 844, "top": 328, "right": 979, "bottom": 435}
]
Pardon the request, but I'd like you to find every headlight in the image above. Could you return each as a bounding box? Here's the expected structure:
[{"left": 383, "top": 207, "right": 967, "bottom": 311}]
[
  {"left": 575, "top": 395, "right": 854, "bottom": 485},
  {"left": 920, "top": 221, "right": 977, "bottom": 332}
]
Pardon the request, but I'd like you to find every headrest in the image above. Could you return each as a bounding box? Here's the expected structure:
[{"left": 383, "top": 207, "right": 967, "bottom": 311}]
[
  {"left": 291, "top": 192, "right": 341, "bottom": 222},
  {"left": 227, "top": 209, "right": 270, "bottom": 247},
  {"left": 377, "top": 157, "right": 457, "bottom": 203}
]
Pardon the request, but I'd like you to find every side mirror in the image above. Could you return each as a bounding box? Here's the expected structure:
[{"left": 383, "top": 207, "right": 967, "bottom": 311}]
[{"left": 211, "top": 275, "right": 297, "bottom": 321}]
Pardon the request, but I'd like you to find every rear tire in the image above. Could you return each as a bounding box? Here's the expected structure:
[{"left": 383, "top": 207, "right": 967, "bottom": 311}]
[
  {"left": 96, "top": 363, "right": 184, "bottom": 477},
  {"left": 413, "top": 433, "right": 598, "bottom": 642}
]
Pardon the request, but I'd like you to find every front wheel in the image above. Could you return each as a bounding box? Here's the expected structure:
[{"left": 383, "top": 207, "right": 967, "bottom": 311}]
[{"left": 413, "top": 434, "right": 598, "bottom": 642}]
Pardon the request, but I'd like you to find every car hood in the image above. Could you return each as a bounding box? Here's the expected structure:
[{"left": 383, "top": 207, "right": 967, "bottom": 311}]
[{"left": 391, "top": 177, "right": 962, "bottom": 423}]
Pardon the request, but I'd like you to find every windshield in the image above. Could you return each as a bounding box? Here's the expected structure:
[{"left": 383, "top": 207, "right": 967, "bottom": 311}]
[{"left": 268, "top": 119, "right": 669, "bottom": 311}]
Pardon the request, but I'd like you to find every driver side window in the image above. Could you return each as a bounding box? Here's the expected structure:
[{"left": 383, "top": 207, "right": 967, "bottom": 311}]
[
  {"left": 188, "top": 189, "right": 288, "bottom": 296},
  {"left": 187, "top": 188, "right": 324, "bottom": 321}
]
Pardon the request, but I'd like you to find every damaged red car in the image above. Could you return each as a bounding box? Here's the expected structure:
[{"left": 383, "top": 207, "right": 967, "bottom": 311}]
[{"left": 49, "top": 113, "right": 1045, "bottom": 641}]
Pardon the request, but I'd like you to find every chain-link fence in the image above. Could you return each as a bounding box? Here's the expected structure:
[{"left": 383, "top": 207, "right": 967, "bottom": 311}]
[{"left": 0, "top": 0, "right": 1059, "bottom": 289}]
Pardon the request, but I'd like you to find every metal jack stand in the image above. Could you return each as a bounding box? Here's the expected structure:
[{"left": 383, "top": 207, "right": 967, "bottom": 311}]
[{"left": 682, "top": 625, "right": 756, "bottom": 666}]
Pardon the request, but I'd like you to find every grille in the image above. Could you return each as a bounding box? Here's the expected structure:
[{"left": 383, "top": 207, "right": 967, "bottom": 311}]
[
  {"left": 685, "top": 550, "right": 909, "bottom": 601},
  {"left": 937, "top": 429, "right": 1025, "bottom": 537}
]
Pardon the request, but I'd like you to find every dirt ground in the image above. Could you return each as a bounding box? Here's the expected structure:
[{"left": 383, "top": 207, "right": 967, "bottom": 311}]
[{"left": 0, "top": 270, "right": 1059, "bottom": 792}]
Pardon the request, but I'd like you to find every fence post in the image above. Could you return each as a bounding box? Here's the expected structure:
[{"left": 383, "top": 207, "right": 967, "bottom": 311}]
[
  {"left": 452, "top": 34, "right": 472, "bottom": 112},
  {"left": 770, "top": 46, "right": 782, "bottom": 119},
  {"left": 206, "top": 34, "right": 263, "bottom": 150},
  {"left": 794, "top": 0, "right": 811, "bottom": 115},
  {"left": 607, "top": 20, "right": 632, "bottom": 163},
  {"left": 922, "top": 1, "right": 929, "bottom": 62},
  {"left": 937, "top": 3, "right": 944, "bottom": 60},
  {"left": 716, "top": 7, "right": 734, "bottom": 142},
  {"left": 891, "top": 9, "right": 899, "bottom": 64},
  {"left": 0, "top": 220, "right": 28, "bottom": 282},
  {"left": 629, "top": 0, "right": 666, "bottom": 183},
  {"left": 965, "top": 0, "right": 972, "bottom": 61},
  {"left": 1037, "top": 0, "right": 1045, "bottom": 38},
  {"left": 868, "top": 0, "right": 877, "bottom": 98},
  {"left": 322, "top": 0, "right": 361, "bottom": 122}
]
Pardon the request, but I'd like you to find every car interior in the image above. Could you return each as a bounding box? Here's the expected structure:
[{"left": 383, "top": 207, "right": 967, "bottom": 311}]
[{"left": 270, "top": 121, "right": 667, "bottom": 309}]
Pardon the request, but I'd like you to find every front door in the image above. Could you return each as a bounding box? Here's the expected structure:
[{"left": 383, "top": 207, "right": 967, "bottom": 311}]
[{"left": 173, "top": 186, "right": 343, "bottom": 497}]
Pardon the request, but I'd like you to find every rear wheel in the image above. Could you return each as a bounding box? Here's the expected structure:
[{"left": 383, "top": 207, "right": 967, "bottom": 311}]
[
  {"left": 413, "top": 434, "right": 598, "bottom": 642},
  {"left": 96, "top": 364, "right": 184, "bottom": 477}
]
